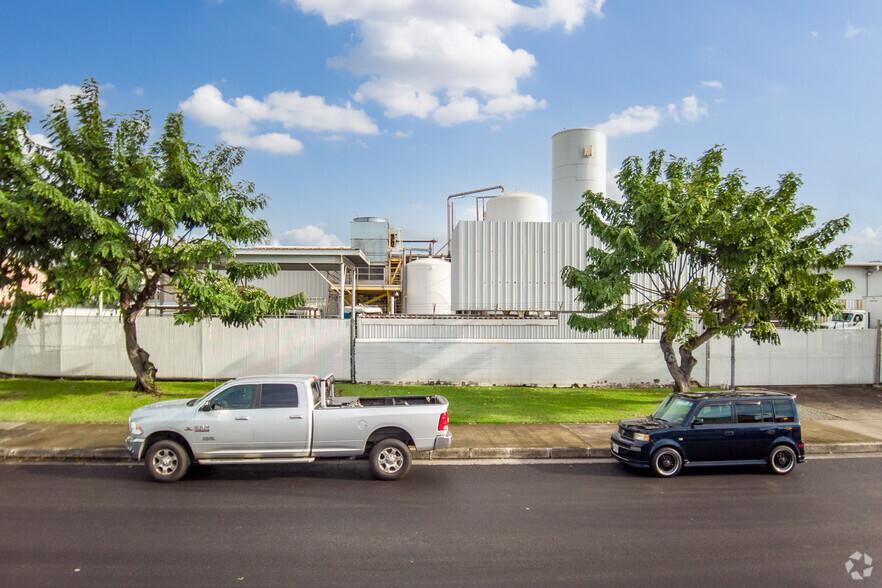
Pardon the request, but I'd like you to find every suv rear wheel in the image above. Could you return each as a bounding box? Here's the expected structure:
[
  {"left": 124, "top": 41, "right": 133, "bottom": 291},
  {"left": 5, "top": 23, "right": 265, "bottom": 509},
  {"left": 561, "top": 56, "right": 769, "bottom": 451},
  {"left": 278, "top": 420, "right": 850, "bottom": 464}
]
[{"left": 768, "top": 444, "right": 796, "bottom": 475}]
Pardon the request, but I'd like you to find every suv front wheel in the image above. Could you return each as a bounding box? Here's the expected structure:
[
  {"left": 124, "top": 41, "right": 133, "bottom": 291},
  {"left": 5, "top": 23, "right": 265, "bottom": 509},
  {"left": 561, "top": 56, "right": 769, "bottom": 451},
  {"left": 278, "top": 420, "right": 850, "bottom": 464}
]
[
  {"left": 651, "top": 447, "right": 683, "bottom": 477},
  {"left": 768, "top": 444, "right": 797, "bottom": 475}
]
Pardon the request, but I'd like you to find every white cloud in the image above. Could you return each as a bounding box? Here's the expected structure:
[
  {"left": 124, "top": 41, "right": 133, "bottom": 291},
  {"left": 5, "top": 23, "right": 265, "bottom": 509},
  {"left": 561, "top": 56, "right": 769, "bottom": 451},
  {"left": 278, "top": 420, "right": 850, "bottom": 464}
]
[
  {"left": 845, "top": 23, "right": 867, "bottom": 38},
  {"left": 394, "top": 129, "right": 413, "bottom": 138},
  {"left": 132, "top": 87, "right": 145, "bottom": 96},
  {"left": 701, "top": 80, "right": 724, "bottom": 89},
  {"left": 278, "top": 225, "right": 346, "bottom": 247},
  {"left": 179, "top": 84, "right": 378, "bottom": 154},
  {"left": 292, "top": 0, "right": 602, "bottom": 125},
  {"left": 221, "top": 130, "right": 304, "bottom": 155},
  {"left": 845, "top": 226, "right": 882, "bottom": 246},
  {"left": 0, "top": 84, "right": 80, "bottom": 111},
  {"left": 596, "top": 95, "right": 708, "bottom": 137},
  {"left": 679, "top": 95, "right": 708, "bottom": 122},
  {"left": 811, "top": 31, "right": 819, "bottom": 38},
  {"left": 596, "top": 105, "right": 662, "bottom": 137}
]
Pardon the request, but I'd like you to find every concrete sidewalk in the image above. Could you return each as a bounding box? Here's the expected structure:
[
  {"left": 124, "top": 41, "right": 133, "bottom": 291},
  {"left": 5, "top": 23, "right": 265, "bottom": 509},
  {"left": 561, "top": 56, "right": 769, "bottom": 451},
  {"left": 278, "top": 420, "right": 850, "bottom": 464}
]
[{"left": 2, "top": 385, "right": 881, "bottom": 461}]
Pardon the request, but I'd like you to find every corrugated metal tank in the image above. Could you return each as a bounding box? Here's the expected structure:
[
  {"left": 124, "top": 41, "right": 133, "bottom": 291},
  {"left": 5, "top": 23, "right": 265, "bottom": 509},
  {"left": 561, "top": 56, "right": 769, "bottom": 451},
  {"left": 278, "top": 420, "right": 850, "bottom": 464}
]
[
  {"left": 405, "top": 258, "right": 452, "bottom": 314},
  {"left": 484, "top": 191, "right": 548, "bottom": 222},
  {"left": 552, "top": 128, "right": 607, "bottom": 223},
  {"left": 350, "top": 217, "right": 389, "bottom": 263}
]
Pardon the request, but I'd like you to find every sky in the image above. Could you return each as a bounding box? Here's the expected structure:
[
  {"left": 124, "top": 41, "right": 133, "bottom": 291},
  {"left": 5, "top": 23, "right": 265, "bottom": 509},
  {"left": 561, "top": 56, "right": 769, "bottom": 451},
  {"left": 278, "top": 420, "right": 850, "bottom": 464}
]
[{"left": 2, "top": 0, "right": 881, "bottom": 261}]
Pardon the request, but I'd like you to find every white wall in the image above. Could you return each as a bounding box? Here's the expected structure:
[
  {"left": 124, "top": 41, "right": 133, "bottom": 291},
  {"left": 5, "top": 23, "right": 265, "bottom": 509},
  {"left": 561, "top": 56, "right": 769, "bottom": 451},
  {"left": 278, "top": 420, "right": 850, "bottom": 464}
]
[
  {"left": 0, "top": 315, "right": 352, "bottom": 381},
  {"left": 356, "top": 329, "right": 879, "bottom": 387}
]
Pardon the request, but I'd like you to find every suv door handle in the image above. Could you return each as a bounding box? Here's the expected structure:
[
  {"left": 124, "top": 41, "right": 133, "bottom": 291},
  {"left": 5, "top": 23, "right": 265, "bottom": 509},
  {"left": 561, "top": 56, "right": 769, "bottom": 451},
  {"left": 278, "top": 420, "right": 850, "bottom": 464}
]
[
  {"left": 289, "top": 415, "right": 303, "bottom": 420},
  {"left": 724, "top": 430, "right": 734, "bottom": 436},
  {"left": 235, "top": 416, "right": 250, "bottom": 421}
]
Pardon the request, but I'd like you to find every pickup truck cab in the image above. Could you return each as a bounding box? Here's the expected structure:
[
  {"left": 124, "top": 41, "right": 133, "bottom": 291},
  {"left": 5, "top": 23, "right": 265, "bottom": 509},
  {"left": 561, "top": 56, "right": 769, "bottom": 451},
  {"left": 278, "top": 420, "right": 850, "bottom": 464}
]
[{"left": 126, "top": 374, "right": 452, "bottom": 482}]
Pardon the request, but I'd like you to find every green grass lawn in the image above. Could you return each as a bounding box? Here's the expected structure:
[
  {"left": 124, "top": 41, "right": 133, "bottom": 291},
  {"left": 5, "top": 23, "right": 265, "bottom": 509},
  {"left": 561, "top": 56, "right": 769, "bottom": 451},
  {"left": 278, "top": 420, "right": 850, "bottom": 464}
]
[
  {"left": 0, "top": 378, "right": 672, "bottom": 424},
  {"left": 337, "top": 383, "right": 669, "bottom": 424}
]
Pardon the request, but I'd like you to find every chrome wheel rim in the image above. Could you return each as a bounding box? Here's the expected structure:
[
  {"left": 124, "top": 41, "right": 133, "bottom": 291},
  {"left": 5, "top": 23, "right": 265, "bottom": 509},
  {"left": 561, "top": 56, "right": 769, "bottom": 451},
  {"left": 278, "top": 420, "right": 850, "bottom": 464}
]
[
  {"left": 773, "top": 449, "right": 793, "bottom": 472},
  {"left": 377, "top": 447, "right": 404, "bottom": 473},
  {"left": 656, "top": 451, "right": 680, "bottom": 475},
  {"left": 152, "top": 448, "right": 179, "bottom": 476}
]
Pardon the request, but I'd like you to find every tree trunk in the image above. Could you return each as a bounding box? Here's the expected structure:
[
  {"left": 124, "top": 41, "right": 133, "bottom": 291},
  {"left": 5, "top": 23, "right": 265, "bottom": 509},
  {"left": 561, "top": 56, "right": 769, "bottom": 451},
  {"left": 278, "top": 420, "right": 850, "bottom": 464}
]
[
  {"left": 660, "top": 335, "right": 691, "bottom": 393},
  {"left": 122, "top": 310, "right": 157, "bottom": 394}
]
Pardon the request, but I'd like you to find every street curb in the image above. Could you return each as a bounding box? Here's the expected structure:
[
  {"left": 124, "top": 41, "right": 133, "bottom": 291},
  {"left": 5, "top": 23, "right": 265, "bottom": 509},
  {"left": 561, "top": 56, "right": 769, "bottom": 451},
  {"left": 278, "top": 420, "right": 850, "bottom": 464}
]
[{"left": 2, "top": 443, "right": 881, "bottom": 462}]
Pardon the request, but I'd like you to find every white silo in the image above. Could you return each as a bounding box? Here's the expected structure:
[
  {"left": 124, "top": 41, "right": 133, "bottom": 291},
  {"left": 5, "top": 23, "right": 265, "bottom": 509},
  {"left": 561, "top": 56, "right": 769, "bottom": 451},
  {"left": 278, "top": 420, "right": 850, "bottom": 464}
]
[
  {"left": 405, "top": 258, "right": 451, "bottom": 314},
  {"left": 551, "top": 128, "right": 607, "bottom": 223},
  {"left": 484, "top": 191, "right": 549, "bottom": 222}
]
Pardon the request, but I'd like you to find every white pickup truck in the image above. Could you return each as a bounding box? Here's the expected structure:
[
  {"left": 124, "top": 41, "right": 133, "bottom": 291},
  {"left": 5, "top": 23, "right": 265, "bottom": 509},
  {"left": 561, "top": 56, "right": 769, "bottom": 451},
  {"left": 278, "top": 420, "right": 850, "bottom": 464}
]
[{"left": 125, "top": 374, "right": 452, "bottom": 482}]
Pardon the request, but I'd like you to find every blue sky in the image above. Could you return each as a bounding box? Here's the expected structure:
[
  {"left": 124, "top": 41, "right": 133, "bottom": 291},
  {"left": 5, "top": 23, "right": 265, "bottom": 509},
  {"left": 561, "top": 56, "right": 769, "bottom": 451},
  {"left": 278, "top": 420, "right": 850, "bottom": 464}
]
[{"left": 2, "top": 0, "right": 880, "bottom": 261}]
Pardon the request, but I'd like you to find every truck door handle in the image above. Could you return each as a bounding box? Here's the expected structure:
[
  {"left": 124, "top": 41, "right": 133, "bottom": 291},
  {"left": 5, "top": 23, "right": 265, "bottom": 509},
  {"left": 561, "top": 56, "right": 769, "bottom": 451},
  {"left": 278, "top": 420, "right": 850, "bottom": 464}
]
[
  {"left": 289, "top": 415, "right": 303, "bottom": 420},
  {"left": 724, "top": 431, "right": 734, "bottom": 436},
  {"left": 235, "top": 416, "right": 250, "bottom": 421}
]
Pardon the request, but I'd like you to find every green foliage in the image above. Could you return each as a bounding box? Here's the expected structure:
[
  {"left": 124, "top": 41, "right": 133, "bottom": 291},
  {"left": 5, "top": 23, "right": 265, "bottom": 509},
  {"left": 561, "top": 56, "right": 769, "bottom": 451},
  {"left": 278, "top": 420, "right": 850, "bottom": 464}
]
[
  {"left": 562, "top": 145, "right": 852, "bottom": 389},
  {"left": 0, "top": 80, "right": 306, "bottom": 390}
]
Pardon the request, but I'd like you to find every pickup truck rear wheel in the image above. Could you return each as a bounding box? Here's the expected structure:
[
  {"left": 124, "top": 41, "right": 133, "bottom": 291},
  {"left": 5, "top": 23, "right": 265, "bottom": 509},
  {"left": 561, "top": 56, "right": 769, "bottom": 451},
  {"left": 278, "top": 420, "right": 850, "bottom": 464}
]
[
  {"left": 369, "top": 438, "right": 412, "bottom": 481},
  {"left": 145, "top": 439, "right": 189, "bottom": 482}
]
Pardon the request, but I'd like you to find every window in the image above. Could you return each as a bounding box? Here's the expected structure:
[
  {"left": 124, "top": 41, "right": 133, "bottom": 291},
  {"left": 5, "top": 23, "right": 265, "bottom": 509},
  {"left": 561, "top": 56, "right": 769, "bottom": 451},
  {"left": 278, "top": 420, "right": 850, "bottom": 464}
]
[
  {"left": 695, "top": 403, "right": 733, "bottom": 425},
  {"left": 772, "top": 399, "right": 797, "bottom": 423},
  {"left": 652, "top": 396, "right": 696, "bottom": 425},
  {"left": 736, "top": 401, "right": 774, "bottom": 424},
  {"left": 260, "top": 384, "right": 299, "bottom": 408},
  {"left": 210, "top": 385, "right": 255, "bottom": 410}
]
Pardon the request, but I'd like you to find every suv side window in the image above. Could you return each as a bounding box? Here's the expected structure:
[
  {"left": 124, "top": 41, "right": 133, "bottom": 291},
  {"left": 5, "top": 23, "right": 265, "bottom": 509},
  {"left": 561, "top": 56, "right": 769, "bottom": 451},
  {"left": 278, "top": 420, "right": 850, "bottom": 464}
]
[
  {"left": 735, "top": 401, "right": 775, "bottom": 424},
  {"left": 259, "top": 384, "right": 299, "bottom": 408},
  {"left": 210, "top": 385, "right": 256, "bottom": 410},
  {"left": 695, "top": 403, "right": 733, "bottom": 425},
  {"left": 772, "top": 399, "right": 797, "bottom": 423}
]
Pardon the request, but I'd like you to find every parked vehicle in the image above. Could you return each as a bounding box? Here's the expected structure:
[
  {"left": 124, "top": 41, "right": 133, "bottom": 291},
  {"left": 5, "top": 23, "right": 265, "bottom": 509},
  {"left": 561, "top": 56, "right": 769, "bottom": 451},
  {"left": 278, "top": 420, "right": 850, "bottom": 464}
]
[
  {"left": 126, "top": 374, "right": 452, "bottom": 482},
  {"left": 819, "top": 309, "right": 869, "bottom": 329},
  {"left": 610, "top": 391, "right": 804, "bottom": 477}
]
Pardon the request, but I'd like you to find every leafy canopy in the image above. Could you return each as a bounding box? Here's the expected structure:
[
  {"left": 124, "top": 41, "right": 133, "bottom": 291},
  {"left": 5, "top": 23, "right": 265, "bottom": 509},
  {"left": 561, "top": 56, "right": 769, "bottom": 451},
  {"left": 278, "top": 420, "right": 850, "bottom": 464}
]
[
  {"left": 562, "top": 145, "right": 852, "bottom": 351},
  {"left": 28, "top": 79, "right": 305, "bottom": 325}
]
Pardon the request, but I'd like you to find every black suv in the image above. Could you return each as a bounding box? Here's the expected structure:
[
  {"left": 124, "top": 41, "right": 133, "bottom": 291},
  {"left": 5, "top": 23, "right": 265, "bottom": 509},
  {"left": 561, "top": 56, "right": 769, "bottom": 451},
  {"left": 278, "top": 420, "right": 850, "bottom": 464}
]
[{"left": 610, "top": 391, "right": 804, "bottom": 477}]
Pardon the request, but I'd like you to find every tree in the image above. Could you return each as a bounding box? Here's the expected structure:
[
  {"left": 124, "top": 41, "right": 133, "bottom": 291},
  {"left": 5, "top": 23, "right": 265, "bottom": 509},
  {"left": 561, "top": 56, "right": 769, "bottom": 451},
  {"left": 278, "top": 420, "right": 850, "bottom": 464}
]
[
  {"left": 0, "top": 105, "right": 65, "bottom": 349},
  {"left": 562, "top": 146, "right": 852, "bottom": 393},
  {"left": 1, "top": 80, "right": 305, "bottom": 393}
]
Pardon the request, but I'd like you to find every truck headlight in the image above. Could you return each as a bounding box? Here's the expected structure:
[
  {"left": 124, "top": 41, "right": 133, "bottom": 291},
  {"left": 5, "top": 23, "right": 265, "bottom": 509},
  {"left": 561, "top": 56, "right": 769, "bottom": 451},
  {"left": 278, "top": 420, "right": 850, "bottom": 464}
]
[
  {"left": 632, "top": 432, "right": 650, "bottom": 442},
  {"left": 129, "top": 422, "right": 143, "bottom": 436}
]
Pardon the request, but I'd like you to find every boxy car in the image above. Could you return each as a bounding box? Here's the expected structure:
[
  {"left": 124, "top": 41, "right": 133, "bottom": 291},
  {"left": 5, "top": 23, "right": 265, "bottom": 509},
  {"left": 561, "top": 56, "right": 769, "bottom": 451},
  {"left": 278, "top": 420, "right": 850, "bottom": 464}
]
[{"left": 610, "top": 391, "right": 804, "bottom": 477}]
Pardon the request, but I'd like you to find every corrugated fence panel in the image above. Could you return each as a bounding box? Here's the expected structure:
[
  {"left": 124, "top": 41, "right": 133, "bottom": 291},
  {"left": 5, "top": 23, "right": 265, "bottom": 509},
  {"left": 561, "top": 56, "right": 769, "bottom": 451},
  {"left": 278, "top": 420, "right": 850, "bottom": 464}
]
[
  {"left": 355, "top": 339, "right": 684, "bottom": 387},
  {"left": 359, "top": 315, "right": 665, "bottom": 340},
  {"left": 0, "top": 315, "right": 351, "bottom": 381}
]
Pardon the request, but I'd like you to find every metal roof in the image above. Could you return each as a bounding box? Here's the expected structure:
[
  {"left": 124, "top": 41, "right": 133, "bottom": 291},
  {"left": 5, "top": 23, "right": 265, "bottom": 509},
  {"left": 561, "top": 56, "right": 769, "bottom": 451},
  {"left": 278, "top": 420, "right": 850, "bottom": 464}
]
[{"left": 234, "top": 247, "right": 371, "bottom": 271}]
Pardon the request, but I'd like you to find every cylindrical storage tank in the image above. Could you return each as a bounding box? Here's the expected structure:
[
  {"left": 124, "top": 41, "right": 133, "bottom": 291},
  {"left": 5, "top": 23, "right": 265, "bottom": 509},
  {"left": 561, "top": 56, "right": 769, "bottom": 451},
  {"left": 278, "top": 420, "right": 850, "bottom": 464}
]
[
  {"left": 405, "top": 258, "right": 451, "bottom": 315},
  {"left": 552, "top": 128, "right": 607, "bottom": 223},
  {"left": 484, "top": 191, "right": 549, "bottom": 222}
]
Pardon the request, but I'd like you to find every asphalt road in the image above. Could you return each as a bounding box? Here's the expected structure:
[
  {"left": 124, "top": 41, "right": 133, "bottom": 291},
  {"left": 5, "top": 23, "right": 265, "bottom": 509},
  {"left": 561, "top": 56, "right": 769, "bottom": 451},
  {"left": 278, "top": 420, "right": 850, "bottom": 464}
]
[{"left": 2, "top": 457, "right": 881, "bottom": 587}]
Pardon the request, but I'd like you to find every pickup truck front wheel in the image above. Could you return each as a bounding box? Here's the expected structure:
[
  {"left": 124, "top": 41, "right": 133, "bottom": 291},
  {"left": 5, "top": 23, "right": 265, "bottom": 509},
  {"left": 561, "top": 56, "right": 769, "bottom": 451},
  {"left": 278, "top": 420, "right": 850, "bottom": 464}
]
[
  {"left": 369, "top": 438, "right": 412, "bottom": 481},
  {"left": 145, "top": 439, "right": 189, "bottom": 482}
]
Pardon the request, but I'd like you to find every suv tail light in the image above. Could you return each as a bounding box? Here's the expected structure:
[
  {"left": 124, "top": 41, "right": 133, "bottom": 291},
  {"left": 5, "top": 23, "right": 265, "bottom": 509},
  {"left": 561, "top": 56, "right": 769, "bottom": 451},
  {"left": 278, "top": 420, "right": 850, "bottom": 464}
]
[{"left": 438, "top": 412, "right": 449, "bottom": 432}]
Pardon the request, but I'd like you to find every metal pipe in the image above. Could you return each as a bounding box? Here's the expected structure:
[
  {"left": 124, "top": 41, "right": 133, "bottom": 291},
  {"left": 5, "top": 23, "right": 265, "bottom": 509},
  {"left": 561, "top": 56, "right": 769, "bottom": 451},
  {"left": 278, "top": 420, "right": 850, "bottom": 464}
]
[{"left": 444, "top": 185, "right": 504, "bottom": 254}]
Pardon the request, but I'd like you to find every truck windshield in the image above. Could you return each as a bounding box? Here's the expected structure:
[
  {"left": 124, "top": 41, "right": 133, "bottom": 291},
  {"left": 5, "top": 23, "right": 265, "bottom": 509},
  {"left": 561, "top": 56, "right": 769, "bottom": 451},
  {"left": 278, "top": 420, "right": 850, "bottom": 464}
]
[
  {"left": 832, "top": 312, "right": 854, "bottom": 322},
  {"left": 651, "top": 395, "right": 695, "bottom": 425},
  {"left": 186, "top": 383, "right": 227, "bottom": 407}
]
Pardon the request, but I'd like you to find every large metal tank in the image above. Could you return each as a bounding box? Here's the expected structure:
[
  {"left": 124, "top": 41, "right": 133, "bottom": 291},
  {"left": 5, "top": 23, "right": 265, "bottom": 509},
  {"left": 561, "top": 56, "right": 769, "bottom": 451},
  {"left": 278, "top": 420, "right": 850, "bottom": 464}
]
[
  {"left": 484, "top": 191, "right": 549, "bottom": 222},
  {"left": 405, "top": 258, "right": 451, "bottom": 314},
  {"left": 551, "top": 128, "right": 607, "bottom": 223},
  {"left": 350, "top": 217, "right": 389, "bottom": 263}
]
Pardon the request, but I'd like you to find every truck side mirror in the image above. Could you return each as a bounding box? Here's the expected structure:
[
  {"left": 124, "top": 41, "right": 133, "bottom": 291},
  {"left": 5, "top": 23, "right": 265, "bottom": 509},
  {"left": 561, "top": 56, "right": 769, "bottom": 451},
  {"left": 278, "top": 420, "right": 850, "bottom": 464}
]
[
  {"left": 199, "top": 401, "right": 212, "bottom": 412},
  {"left": 692, "top": 418, "right": 704, "bottom": 427}
]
